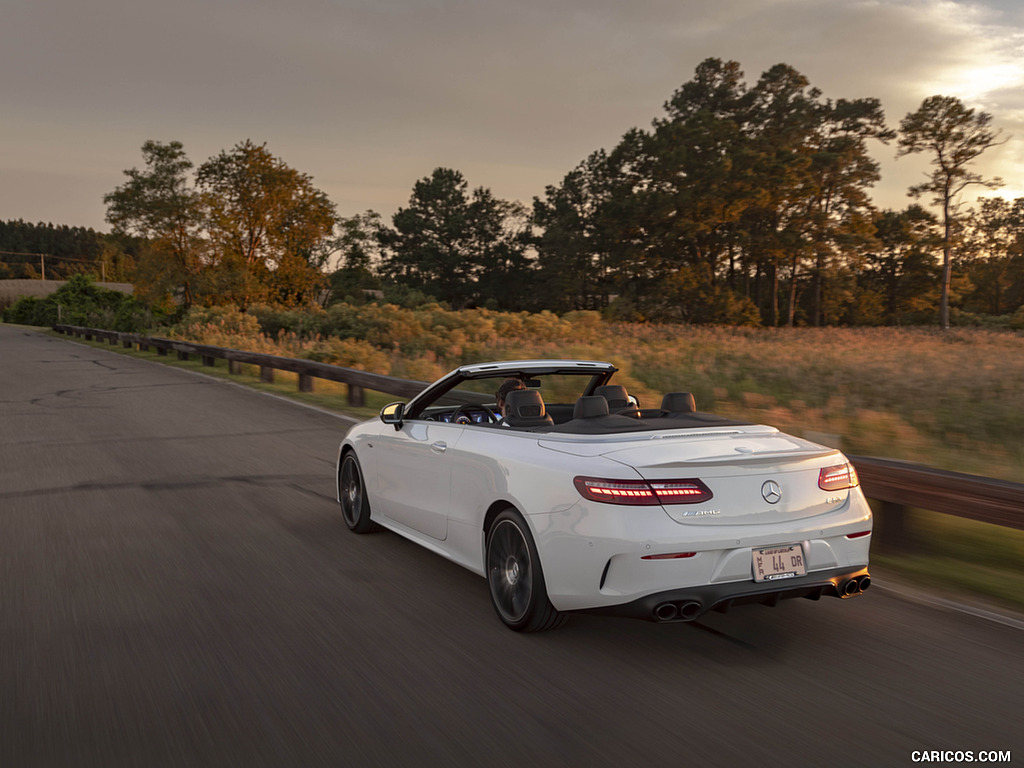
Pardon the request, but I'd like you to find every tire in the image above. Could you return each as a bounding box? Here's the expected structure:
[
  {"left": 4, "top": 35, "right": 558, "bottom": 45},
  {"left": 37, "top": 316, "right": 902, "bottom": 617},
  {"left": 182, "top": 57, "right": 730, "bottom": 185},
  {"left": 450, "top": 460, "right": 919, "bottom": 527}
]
[
  {"left": 485, "top": 508, "right": 566, "bottom": 632},
  {"left": 338, "top": 452, "right": 378, "bottom": 533}
]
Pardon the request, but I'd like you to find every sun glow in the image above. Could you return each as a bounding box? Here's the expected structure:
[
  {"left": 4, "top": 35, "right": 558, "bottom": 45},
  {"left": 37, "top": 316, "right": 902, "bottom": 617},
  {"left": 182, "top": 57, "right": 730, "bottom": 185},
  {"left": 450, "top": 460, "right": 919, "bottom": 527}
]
[{"left": 922, "top": 60, "right": 1024, "bottom": 104}]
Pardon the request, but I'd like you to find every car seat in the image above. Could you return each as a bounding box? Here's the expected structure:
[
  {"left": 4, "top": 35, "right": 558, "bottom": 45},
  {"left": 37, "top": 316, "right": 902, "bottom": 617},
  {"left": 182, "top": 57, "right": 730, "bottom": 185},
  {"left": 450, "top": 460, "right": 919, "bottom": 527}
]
[
  {"left": 660, "top": 392, "right": 697, "bottom": 415},
  {"left": 594, "top": 385, "right": 640, "bottom": 418},
  {"left": 504, "top": 389, "right": 554, "bottom": 427}
]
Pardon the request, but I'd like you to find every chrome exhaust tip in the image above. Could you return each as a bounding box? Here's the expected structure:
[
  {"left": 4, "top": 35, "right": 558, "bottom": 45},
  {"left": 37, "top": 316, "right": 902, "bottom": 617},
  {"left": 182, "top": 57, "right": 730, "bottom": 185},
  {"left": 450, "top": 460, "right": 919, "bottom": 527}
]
[
  {"left": 841, "top": 579, "right": 861, "bottom": 597},
  {"left": 677, "top": 601, "right": 702, "bottom": 621},
  {"left": 654, "top": 603, "right": 679, "bottom": 621}
]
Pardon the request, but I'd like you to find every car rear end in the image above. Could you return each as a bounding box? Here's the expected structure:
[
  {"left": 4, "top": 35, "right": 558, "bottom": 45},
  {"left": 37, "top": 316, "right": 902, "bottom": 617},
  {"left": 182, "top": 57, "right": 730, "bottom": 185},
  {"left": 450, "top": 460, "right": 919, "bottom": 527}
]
[{"left": 534, "top": 426, "right": 872, "bottom": 621}]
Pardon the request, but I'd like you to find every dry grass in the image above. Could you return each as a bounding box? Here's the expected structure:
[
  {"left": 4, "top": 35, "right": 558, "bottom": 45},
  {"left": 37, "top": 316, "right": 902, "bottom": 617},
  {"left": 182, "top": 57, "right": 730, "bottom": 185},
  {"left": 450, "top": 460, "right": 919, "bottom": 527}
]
[
  {"left": 610, "top": 326, "right": 1024, "bottom": 480},
  {"left": 169, "top": 308, "right": 1024, "bottom": 482}
]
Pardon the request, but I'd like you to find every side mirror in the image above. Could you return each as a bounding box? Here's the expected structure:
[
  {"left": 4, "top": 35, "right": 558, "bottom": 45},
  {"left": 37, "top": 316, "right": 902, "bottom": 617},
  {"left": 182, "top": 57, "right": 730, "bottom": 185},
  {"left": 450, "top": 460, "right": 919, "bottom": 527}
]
[{"left": 380, "top": 402, "right": 405, "bottom": 430}]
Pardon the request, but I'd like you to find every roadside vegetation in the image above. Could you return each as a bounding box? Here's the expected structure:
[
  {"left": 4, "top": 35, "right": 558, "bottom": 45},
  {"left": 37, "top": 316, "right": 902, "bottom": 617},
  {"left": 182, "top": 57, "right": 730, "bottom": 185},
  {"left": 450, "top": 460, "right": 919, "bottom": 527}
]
[
  {"left": 158, "top": 302, "right": 1024, "bottom": 482},
  {"left": 872, "top": 511, "right": 1024, "bottom": 615},
  {"left": 2, "top": 274, "right": 155, "bottom": 331},
  {"left": 10, "top": 285, "right": 1018, "bottom": 481}
]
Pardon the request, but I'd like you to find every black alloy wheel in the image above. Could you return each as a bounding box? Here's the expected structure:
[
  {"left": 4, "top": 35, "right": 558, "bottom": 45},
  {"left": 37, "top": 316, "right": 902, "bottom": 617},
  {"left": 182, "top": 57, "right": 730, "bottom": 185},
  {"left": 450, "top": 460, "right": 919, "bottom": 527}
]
[
  {"left": 485, "top": 509, "right": 566, "bottom": 632},
  {"left": 339, "top": 452, "right": 377, "bottom": 533}
]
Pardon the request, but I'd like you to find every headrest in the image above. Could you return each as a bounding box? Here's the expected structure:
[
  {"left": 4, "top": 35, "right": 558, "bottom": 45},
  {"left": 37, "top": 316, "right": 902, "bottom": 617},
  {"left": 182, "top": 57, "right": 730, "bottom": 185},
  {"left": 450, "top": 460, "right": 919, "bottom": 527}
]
[
  {"left": 504, "top": 389, "right": 553, "bottom": 427},
  {"left": 573, "top": 395, "right": 610, "bottom": 419},
  {"left": 594, "top": 385, "right": 630, "bottom": 409},
  {"left": 506, "top": 389, "right": 544, "bottom": 418},
  {"left": 661, "top": 392, "right": 696, "bottom": 413}
]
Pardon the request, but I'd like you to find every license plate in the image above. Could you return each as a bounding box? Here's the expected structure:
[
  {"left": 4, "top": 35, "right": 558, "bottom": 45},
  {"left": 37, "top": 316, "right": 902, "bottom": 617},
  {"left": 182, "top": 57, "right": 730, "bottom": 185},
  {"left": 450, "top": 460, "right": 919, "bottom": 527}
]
[{"left": 752, "top": 544, "right": 806, "bottom": 582}]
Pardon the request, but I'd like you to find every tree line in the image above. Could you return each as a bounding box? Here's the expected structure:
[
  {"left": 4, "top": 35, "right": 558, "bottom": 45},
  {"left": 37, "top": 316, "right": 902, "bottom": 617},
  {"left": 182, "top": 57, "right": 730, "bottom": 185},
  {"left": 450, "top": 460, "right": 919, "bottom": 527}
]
[
  {"left": 339, "top": 60, "right": 1019, "bottom": 328},
  {"left": 0, "top": 221, "right": 137, "bottom": 282},
  {"left": 6, "top": 57, "right": 1022, "bottom": 328}
]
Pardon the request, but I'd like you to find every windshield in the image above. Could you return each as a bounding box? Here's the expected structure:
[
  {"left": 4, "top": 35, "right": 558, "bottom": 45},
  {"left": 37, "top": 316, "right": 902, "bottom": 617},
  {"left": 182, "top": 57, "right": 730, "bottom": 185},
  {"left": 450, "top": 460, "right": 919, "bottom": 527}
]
[{"left": 406, "top": 370, "right": 610, "bottom": 420}]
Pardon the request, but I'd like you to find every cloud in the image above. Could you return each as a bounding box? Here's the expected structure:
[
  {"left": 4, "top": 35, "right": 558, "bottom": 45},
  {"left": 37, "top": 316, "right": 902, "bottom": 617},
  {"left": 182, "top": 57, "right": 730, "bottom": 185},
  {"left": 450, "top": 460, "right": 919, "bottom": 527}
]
[{"left": 2, "top": 0, "right": 1023, "bottom": 228}]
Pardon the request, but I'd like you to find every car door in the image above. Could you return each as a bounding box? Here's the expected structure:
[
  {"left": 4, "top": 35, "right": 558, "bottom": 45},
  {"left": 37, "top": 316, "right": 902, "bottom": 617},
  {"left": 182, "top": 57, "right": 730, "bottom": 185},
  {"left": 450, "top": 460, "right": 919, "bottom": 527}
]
[{"left": 371, "top": 419, "right": 464, "bottom": 541}]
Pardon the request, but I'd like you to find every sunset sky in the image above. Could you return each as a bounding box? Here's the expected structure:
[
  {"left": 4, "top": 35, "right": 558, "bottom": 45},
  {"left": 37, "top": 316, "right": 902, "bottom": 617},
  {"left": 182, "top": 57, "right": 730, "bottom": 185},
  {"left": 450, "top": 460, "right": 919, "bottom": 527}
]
[{"left": 3, "top": 0, "right": 1023, "bottom": 232}]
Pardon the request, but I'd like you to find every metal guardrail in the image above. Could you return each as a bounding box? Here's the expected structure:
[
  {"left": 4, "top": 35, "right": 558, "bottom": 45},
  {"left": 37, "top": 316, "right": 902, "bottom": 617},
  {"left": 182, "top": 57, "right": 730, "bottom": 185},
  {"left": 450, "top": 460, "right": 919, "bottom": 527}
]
[
  {"left": 54, "top": 323, "right": 1024, "bottom": 535},
  {"left": 849, "top": 455, "right": 1024, "bottom": 550},
  {"left": 54, "top": 324, "right": 426, "bottom": 407},
  {"left": 850, "top": 456, "right": 1024, "bottom": 529}
]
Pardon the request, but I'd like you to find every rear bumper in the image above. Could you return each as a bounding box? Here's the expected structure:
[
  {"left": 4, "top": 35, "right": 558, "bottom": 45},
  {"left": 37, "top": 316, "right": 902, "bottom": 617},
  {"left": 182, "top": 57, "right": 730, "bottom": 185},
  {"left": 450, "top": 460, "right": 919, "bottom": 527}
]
[{"left": 573, "top": 566, "right": 871, "bottom": 623}]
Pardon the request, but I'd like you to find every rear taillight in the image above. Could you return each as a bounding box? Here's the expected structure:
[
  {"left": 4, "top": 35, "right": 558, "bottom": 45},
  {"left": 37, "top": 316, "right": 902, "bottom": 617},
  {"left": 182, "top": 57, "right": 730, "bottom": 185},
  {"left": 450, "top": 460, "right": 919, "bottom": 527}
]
[
  {"left": 573, "top": 477, "right": 713, "bottom": 506},
  {"left": 818, "top": 462, "right": 860, "bottom": 491}
]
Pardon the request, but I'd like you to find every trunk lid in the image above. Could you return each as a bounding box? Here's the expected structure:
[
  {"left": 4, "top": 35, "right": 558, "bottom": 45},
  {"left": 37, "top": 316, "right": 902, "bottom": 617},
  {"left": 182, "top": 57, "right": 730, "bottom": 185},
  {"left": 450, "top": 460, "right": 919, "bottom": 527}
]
[{"left": 540, "top": 426, "right": 848, "bottom": 526}]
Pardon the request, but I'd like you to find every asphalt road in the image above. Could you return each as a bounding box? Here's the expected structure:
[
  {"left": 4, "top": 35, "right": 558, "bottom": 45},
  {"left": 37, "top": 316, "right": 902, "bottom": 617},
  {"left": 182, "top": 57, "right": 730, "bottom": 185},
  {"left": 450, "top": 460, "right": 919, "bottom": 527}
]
[{"left": 1, "top": 325, "right": 1020, "bottom": 768}]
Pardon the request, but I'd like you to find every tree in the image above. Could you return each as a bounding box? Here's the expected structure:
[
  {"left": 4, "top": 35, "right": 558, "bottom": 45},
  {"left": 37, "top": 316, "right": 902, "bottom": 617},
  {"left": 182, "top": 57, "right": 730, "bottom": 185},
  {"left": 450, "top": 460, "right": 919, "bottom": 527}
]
[
  {"left": 381, "top": 168, "right": 475, "bottom": 308},
  {"left": 326, "top": 211, "right": 385, "bottom": 305},
  {"left": 196, "top": 140, "right": 337, "bottom": 307},
  {"left": 0, "top": 220, "right": 117, "bottom": 281},
  {"left": 860, "top": 206, "right": 942, "bottom": 324},
  {"left": 530, "top": 58, "right": 898, "bottom": 326},
  {"left": 467, "top": 190, "right": 533, "bottom": 311},
  {"left": 800, "top": 97, "right": 895, "bottom": 325},
  {"left": 633, "top": 59, "right": 756, "bottom": 321},
  {"left": 104, "top": 140, "right": 205, "bottom": 307},
  {"left": 381, "top": 168, "right": 531, "bottom": 309},
  {"left": 961, "top": 197, "right": 1024, "bottom": 316},
  {"left": 532, "top": 150, "right": 620, "bottom": 312},
  {"left": 898, "top": 96, "right": 1005, "bottom": 328}
]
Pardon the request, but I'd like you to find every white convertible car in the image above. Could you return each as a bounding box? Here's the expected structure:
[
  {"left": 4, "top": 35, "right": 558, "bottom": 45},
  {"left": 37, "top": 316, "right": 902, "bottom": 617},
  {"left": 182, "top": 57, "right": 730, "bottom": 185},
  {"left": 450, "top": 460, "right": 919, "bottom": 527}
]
[{"left": 336, "top": 360, "right": 871, "bottom": 632}]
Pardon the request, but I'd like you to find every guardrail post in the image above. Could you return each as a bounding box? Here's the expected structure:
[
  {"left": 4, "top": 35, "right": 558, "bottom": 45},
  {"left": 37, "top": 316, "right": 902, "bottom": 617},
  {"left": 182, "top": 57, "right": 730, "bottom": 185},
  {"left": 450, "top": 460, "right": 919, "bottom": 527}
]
[
  {"left": 260, "top": 366, "right": 274, "bottom": 384},
  {"left": 873, "top": 500, "right": 916, "bottom": 554},
  {"left": 157, "top": 346, "right": 167, "bottom": 357},
  {"left": 177, "top": 351, "right": 189, "bottom": 361},
  {"left": 348, "top": 384, "right": 365, "bottom": 407},
  {"left": 202, "top": 355, "right": 215, "bottom": 367},
  {"left": 228, "top": 360, "right": 241, "bottom": 375},
  {"left": 123, "top": 338, "right": 133, "bottom": 349},
  {"left": 298, "top": 374, "right": 314, "bottom": 393}
]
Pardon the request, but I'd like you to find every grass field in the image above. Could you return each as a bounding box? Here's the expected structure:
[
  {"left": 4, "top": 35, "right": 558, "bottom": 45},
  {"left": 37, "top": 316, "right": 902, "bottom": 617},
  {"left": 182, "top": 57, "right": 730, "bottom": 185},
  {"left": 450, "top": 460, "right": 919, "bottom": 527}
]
[{"left": 872, "top": 509, "right": 1024, "bottom": 614}]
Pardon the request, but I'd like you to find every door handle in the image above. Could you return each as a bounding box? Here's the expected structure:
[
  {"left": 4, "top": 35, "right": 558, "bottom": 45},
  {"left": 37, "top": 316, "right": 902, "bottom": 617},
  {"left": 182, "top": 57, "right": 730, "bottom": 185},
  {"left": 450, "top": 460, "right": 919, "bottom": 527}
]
[{"left": 431, "top": 441, "right": 447, "bottom": 453}]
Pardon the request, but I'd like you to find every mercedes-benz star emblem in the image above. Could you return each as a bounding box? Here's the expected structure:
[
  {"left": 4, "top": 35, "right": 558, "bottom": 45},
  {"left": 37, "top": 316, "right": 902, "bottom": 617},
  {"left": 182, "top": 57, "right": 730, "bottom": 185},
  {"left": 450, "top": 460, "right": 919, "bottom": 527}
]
[{"left": 761, "top": 480, "right": 782, "bottom": 504}]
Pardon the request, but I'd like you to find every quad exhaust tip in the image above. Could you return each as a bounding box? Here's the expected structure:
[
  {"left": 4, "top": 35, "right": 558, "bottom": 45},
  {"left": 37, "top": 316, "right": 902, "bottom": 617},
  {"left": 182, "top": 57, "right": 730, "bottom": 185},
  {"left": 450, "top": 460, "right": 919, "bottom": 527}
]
[{"left": 653, "top": 572, "right": 870, "bottom": 620}]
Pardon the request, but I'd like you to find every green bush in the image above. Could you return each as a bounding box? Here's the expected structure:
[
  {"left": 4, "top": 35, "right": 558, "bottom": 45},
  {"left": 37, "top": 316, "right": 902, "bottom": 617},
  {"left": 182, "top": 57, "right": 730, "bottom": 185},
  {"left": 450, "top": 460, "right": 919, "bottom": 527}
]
[
  {"left": 170, "top": 305, "right": 262, "bottom": 339},
  {"left": 951, "top": 309, "right": 1013, "bottom": 329},
  {"left": 2, "top": 275, "right": 153, "bottom": 332},
  {"left": 1010, "top": 305, "right": 1024, "bottom": 331},
  {"left": 248, "top": 304, "right": 328, "bottom": 339}
]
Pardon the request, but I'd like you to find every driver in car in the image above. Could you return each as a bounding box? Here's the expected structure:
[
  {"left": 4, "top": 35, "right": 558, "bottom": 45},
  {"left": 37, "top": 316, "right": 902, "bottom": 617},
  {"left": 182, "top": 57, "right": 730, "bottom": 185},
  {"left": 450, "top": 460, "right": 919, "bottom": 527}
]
[{"left": 495, "top": 378, "right": 526, "bottom": 423}]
